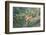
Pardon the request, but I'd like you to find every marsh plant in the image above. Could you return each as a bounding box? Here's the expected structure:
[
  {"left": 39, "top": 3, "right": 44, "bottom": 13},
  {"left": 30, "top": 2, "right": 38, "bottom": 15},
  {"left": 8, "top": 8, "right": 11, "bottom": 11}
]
[{"left": 13, "top": 7, "right": 40, "bottom": 28}]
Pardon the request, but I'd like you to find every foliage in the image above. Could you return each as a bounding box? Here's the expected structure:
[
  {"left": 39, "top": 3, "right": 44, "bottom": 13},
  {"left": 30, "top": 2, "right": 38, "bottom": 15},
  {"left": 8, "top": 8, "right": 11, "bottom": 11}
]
[{"left": 13, "top": 7, "right": 40, "bottom": 28}]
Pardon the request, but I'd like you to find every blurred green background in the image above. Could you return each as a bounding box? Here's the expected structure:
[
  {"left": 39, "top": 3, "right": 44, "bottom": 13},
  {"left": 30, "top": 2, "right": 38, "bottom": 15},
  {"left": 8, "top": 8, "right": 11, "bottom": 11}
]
[{"left": 13, "top": 7, "right": 40, "bottom": 28}]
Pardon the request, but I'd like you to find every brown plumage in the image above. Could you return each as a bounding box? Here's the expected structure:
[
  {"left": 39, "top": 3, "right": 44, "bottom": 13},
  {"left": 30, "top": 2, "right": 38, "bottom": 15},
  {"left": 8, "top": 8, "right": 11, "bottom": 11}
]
[{"left": 25, "top": 15, "right": 32, "bottom": 21}]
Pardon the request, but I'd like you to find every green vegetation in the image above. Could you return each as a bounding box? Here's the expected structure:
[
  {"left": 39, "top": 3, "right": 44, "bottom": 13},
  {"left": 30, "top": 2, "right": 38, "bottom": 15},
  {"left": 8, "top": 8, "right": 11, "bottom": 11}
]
[{"left": 13, "top": 7, "right": 40, "bottom": 28}]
